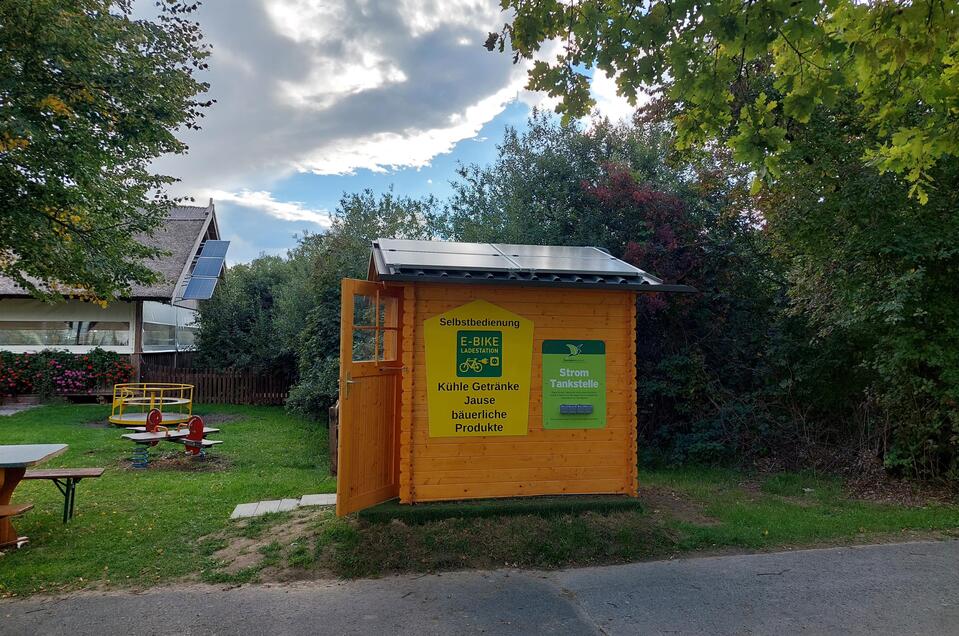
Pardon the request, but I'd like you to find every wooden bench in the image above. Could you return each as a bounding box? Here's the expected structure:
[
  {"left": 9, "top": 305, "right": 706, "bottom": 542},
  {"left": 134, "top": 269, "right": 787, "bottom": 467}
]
[
  {"left": 22, "top": 468, "right": 105, "bottom": 523},
  {"left": 0, "top": 503, "right": 34, "bottom": 518}
]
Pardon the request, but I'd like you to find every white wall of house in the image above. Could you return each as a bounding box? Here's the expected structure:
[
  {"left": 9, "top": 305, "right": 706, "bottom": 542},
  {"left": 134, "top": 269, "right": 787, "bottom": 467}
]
[
  {"left": 0, "top": 298, "right": 199, "bottom": 354},
  {"left": 0, "top": 298, "right": 136, "bottom": 354}
]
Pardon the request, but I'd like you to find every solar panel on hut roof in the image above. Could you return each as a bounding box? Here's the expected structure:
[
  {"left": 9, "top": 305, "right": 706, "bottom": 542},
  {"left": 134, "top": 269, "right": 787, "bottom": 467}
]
[
  {"left": 378, "top": 238, "right": 501, "bottom": 256},
  {"left": 377, "top": 239, "right": 643, "bottom": 275},
  {"left": 370, "top": 239, "right": 695, "bottom": 292}
]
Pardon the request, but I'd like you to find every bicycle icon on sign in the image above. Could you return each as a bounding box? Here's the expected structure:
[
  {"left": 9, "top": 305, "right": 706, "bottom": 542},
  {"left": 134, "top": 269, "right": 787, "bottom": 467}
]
[{"left": 459, "top": 358, "right": 487, "bottom": 373}]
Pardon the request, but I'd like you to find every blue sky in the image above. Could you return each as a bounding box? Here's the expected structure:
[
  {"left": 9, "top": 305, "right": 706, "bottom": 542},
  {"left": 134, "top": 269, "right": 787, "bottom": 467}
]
[{"left": 149, "top": 1, "right": 635, "bottom": 264}]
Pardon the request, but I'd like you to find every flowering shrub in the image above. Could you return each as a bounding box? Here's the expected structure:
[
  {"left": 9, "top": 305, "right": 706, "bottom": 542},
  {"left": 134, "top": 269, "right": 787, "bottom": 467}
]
[{"left": 0, "top": 349, "right": 134, "bottom": 397}]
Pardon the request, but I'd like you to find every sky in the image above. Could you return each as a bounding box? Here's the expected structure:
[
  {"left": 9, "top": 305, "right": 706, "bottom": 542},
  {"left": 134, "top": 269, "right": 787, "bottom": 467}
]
[{"left": 150, "top": 0, "right": 637, "bottom": 264}]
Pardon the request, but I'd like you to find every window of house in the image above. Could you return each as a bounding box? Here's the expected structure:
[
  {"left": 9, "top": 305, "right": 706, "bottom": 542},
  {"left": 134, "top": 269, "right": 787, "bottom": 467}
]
[
  {"left": 0, "top": 321, "right": 130, "bottom": 346},
  {"left": 142, "top": 322, "right": 176, "bottom": 350}
]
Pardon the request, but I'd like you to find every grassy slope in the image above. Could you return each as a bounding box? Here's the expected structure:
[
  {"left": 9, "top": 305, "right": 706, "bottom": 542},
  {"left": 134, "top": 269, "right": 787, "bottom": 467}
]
[
  {"left": 246, "top": 466, "right": 959, "bottom": 579},
  {"left": 644, "top": 467, "right": 959, "bottom": 551},
  {"left": 0, "top": 403, "right": 333, "bottom": 596}
]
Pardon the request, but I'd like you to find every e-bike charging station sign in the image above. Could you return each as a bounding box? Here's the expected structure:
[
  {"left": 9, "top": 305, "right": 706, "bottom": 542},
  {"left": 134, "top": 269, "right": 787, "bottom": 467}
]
[{"left": 424, "top": 300, "right": 532, "bottom": 437}]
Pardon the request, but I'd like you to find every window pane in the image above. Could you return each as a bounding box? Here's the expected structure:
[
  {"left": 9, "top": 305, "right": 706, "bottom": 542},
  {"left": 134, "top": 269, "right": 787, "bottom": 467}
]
[
  {"left": 78, "top": 321, "right": 130, "bottom": 346},
  {"left": 143, "top": 322, "right": 176, "bottom": 350},
  {"left": 0, "top": 321, "right": 74, "bottom": 345},
  {"left": 352, "top": 328, "right": 376, "bottom": 362},
  {"left": 352, "top": 294, "right": 376, "bottom": 327},
  {"left": 379, "top": 296, "right": 398, "bottom": 329},
  {"left": 177, "top": 325, "right": 198, "bottom": 349}
]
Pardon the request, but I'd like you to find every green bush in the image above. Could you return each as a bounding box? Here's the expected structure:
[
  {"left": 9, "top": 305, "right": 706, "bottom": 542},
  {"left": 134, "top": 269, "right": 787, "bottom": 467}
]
[{"left": 285, "top": 357, "right": 339, "bottom": 416}]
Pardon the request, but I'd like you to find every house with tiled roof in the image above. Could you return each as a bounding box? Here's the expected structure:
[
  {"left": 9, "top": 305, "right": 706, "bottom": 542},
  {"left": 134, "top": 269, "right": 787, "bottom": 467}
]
[{"left": 0, "top": 201, "right": 229, "bottom": 375}]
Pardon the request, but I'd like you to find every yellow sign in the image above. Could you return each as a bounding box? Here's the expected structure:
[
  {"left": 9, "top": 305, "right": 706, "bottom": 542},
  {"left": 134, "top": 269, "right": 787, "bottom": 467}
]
[{"left": 424, "top": 299, "right": 533, "bottom": 437}]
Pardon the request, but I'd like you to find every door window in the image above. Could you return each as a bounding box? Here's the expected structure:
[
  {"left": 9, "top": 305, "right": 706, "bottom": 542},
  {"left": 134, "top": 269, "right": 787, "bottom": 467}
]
[{"left": 351, "top": 291, "right": 399, "bottom": 363}]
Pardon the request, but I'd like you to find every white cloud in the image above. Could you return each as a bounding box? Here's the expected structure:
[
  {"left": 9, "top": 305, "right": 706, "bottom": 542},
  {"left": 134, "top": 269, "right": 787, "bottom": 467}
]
[
  {"left": 153, "top": 0, "right": 555, "bottom": 193},
  {"left": 585, "top": 70, "right": 651, "bottom": 126},
  {"left": 206, "top": 189, "right": 331, "bottom": 226},
  {"left": 294, "top": 79, "right": 529, "bottom": 174}
]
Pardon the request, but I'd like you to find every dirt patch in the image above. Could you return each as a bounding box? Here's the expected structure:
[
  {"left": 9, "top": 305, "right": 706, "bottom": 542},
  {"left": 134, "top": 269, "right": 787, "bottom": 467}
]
[
  {"left": 210, "top": 509, "right": 321, "bottom": 575},
  {"left": 639, "top": 486, "right": 720, "bottom": 526},
  {"left": 754, "top": 447, "right": 958, "bottom": 507},
  {"left": 83, "top": 418, "right": 113, "bottom": 429},
  {"left": 844, "top": 462, "right": 958, "bottom": 507},
  {"left": 212, "top": 538, "right": 261, "bottom": 574},
  {"left": 117, "top": 449, "right": 231, "bottom": 472}
]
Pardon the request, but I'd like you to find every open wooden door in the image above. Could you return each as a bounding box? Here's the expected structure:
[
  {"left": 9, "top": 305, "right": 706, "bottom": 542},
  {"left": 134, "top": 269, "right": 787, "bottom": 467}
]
[{"left": 336, "top": 279, "right": 403, "bottom": 516}]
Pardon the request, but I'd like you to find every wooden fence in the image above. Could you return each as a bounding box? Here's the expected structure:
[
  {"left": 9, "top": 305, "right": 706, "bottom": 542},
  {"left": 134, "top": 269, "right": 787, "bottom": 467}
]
[{"left": 142, "top": 368, "right": 294, "bottom": 405}]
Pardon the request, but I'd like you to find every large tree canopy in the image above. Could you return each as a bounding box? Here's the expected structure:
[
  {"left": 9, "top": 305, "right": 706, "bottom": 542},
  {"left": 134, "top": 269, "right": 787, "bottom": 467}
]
[
  {"left": 0, "top": 0, "right": 210, "bottom": 301},
  {"left": 488, "top": 0, "right": 959, "bottom": 201}
]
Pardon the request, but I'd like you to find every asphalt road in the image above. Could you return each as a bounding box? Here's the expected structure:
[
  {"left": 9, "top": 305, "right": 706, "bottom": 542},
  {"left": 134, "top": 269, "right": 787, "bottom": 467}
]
[{"left": 3, "top": 541, "right": 958, "bottom": 635}]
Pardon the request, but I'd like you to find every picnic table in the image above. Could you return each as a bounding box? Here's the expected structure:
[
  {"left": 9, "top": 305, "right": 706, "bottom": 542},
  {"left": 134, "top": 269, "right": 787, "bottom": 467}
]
[{"left": 0, "top": 444, "right": 67, "bottom": 549}]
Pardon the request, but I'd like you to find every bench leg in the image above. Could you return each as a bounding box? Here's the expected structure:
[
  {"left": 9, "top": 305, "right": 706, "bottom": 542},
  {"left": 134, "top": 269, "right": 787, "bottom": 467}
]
[
  {"left": 50, "top": 478, "right": 70, "bottom": 524},
  {"left": 68, "top": 479, "right": 78, "bottom": 521}
]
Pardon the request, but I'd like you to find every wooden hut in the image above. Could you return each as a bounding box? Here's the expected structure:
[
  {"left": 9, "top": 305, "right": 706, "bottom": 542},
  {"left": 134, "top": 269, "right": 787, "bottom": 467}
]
[{"left": 336, "top": 239, "right": 694, "bottom": 515}]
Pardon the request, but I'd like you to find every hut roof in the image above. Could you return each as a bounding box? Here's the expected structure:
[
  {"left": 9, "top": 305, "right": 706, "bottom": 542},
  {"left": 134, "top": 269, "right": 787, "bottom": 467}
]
[{"left": 369, "top": 238, "right": 696, "bottom": 293}]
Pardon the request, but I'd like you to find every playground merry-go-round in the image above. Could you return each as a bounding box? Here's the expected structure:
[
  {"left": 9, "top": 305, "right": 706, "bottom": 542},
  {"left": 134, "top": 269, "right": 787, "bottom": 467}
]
[{"left": 109, "top": 383, "right": 194, "bottom": 427}]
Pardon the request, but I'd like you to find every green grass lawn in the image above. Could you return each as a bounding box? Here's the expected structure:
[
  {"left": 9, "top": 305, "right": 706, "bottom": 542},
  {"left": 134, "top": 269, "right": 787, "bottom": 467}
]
[
  {"left": 643, "top": 466, "right": 959, "bottom": 552},
  {"left": 0, "top": 403, "right": 333, "bottom": 597}
]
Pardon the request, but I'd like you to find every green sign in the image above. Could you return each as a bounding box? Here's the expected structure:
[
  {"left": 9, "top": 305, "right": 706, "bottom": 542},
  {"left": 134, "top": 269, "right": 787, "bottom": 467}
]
[
  {"left": 456, "top": 330, "right": 502, "bottom": 377},
  {"left": 542, "top": 340, "right": 606, "bottom": 429}
]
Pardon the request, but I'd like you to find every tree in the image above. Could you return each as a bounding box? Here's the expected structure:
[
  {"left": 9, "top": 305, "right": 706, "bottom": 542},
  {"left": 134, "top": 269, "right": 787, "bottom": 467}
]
[
  {"left": 443, "top": 109, "right": 689, "bottom": 252},
  {"left": 0, "top": 0, "right": 211, "bottom": 301},
  {"left": 194, "top": 255, "right": 297, "bottom": 375},
  {"left": 757, "top": 95, "right": 959, "bottom": 478},
  {"left": 489, "top": 0, "right": 959, "bottom": 200},
  {"left": 286, "top": 189, "right": 440, "bottom": 417}
]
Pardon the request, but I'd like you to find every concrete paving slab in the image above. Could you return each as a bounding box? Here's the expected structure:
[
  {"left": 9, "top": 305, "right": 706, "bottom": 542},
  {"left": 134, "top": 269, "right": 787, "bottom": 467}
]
[
  {"left": 229, "top": 503, "right": 259, "bottom": 519},
  {"left": 277, "top": 498, "right": 299, "bottom": 512},
  {"left": 252, "top": 500, "right": 282, "bottom": 515},
  {"left": 0, "top": 403, "right": 39, "bottom": 417},
  {"left": 299, "top": 493, "right": 336, "bottom": 507}
]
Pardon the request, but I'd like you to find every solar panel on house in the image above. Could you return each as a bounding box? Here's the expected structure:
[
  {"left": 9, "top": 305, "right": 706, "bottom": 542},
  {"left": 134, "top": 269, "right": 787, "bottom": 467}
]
[
  {"left": 192, "top": 256, "right": 224, "bottom": 278},
  {"left": 199, "top": 240, "right": 230, "bottom": 258},
  {"left": 182, "top": 277, "right": 218, "bottom": 300}
]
